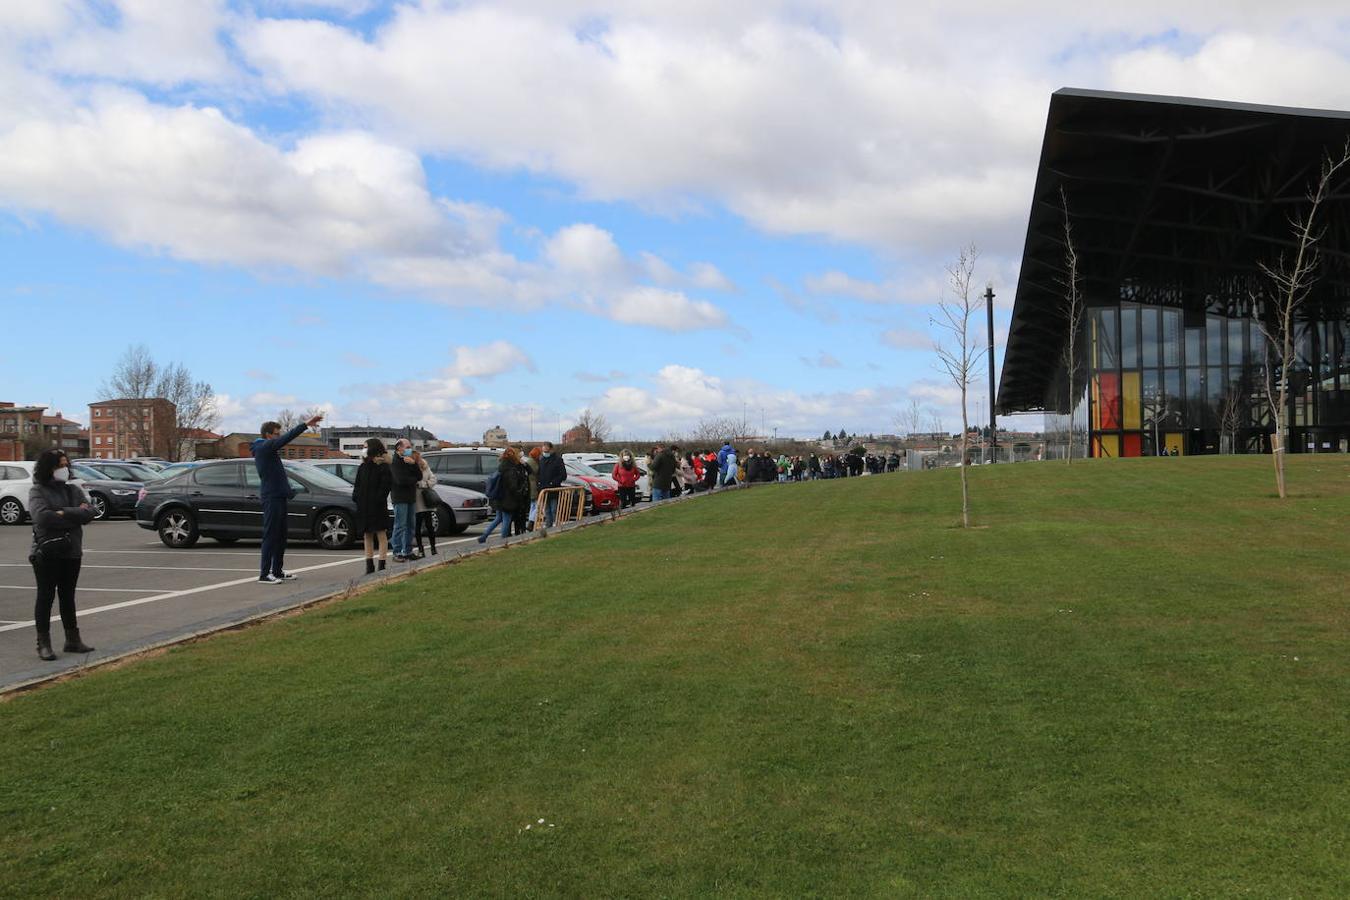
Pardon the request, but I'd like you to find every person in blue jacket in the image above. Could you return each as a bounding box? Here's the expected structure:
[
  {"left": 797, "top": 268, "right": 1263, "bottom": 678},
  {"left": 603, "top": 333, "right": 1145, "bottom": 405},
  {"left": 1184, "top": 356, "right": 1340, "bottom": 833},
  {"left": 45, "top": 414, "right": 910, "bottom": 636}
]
[{"left": 251, "top": 413, "right": 323, "bottom": 584}]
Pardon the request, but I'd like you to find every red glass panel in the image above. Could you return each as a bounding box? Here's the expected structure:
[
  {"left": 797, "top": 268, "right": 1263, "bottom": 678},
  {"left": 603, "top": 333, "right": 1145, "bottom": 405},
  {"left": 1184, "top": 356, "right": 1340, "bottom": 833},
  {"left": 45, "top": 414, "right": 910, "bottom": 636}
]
[
  {"left": 1099, "top": 373, "right": 1121, "bottom": 429},
  {"left": 1122, "top": 433, "right": 1142, "bottom": 458}
]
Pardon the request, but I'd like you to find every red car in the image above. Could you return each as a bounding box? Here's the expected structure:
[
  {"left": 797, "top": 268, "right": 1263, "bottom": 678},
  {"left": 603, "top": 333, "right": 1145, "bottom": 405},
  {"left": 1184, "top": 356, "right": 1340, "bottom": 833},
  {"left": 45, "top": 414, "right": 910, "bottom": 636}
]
[{"left": 564, "top": 461, "right": 620, "bottom": 513}]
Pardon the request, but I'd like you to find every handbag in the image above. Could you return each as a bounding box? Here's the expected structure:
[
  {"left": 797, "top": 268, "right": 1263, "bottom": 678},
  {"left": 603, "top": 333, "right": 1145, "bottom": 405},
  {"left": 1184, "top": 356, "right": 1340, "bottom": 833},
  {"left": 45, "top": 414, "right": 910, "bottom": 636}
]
[
  {"left": 420, "top": 487, "right": 440, "bottom": 507},
  {"left": 29, "top": 533, "right": 73, "bottom": 564}
]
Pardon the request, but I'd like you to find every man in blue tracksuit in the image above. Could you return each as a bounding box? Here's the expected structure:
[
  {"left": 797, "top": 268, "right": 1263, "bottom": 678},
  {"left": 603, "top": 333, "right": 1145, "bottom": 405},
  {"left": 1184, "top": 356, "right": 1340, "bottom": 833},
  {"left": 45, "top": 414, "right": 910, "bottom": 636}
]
[{"left": 251, "top": 414, "right": 323, "bottom": 584}]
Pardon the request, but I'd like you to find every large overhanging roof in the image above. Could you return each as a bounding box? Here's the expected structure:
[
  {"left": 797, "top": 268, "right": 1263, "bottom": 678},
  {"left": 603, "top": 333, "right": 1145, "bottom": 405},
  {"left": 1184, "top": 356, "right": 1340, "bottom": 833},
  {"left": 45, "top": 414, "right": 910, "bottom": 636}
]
[{"left": 997, "top": 88, "right": 1350, "bottom": 414}]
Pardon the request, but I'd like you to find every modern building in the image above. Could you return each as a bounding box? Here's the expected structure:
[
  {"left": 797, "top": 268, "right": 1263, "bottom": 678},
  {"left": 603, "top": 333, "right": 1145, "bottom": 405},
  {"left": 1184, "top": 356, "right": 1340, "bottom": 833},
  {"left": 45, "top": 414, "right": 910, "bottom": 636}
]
[
  {"left": 88, "top": 398, "right": 177, "bottom": 459},
  {"left": 320, "top": 425, "right": 440, "bottom": 458},
  {"left": 998, "top": 89, "right": 1350, "bottom": 456}
]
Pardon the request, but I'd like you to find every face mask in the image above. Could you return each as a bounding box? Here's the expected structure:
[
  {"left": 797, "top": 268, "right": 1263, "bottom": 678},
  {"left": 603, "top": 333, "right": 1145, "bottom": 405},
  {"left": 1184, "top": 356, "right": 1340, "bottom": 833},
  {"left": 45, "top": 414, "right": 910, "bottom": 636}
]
[
  {"left": 53, "top": 467, "right": 71, "bottom": 482},
  {"left": 402, "top": 449, "right": 412, "bottom": 458},
  {"left": 542, "top": 452, "right": 552, "bottom": 458}
]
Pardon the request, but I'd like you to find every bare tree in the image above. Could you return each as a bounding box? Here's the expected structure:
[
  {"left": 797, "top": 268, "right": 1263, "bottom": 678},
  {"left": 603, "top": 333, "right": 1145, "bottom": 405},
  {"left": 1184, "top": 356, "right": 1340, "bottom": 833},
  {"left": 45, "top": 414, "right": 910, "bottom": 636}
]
[
  {"left": 569, "top": 408, "right": 612, "bottom": 445},
  {"left": 101, "top": 345, "right": 219, "bottom": 461},
  {"left": 1057, "top": 187, "right": 1087, "bottom": 465},
  {"left": 1218, "top": 386, "right": 1244, "bottom": 455},
  {"left": 160, "top": 363, "right": 221, "bottom": 458},
  {"left": 1254, "top": 140, "right": 1350, "bottom": 498},
  {"left": 686, "top": 416, "right": 740, "bottom": 447},
  {"left": 895, "top": 397, "right": 926, "bottom": 439},
  {"left": 275, "top": 409, "right": 302, "bottom": 432},
  {"left": 931, "top": 245, "right": 986, "bottom": 528}
]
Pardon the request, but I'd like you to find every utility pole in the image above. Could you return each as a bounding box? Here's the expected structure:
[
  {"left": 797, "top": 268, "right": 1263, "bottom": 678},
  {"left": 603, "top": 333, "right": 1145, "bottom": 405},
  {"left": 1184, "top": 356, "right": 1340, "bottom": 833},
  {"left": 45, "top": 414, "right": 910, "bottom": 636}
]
[{"left": 985, "top": 283, "right": 997, "bottom": 464}]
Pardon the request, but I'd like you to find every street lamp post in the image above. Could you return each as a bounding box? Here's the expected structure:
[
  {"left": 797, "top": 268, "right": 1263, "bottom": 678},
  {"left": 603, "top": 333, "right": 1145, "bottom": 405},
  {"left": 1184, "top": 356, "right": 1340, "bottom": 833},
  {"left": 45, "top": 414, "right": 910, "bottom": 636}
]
[{"left": 985, "top": 284, "right": 997, "bottom": 463}]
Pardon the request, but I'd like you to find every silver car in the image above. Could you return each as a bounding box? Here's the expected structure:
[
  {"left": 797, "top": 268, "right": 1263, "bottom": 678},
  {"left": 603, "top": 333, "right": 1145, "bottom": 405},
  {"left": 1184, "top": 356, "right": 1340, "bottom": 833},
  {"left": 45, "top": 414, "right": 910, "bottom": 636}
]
[{"left": 302, "top": 458, "right": 492, "bottom": 535}]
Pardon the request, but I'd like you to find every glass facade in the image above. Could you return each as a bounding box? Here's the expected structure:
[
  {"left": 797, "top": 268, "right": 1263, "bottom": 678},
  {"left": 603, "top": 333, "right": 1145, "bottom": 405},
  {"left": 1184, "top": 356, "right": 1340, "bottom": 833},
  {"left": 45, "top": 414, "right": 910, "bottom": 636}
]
[{"left": 1084, "top": 300, "right": 1350, "bottom": 456}]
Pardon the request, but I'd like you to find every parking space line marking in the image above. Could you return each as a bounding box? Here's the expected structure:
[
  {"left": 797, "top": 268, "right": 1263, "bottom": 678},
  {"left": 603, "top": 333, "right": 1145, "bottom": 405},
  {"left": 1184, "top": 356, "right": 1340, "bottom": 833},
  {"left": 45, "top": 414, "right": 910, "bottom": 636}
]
[
  {"left": 0, "top": 585, "right": 151, "bottom": 593},
  {"left": 85, "top": 550, "right": 341, "bottom": 558},
  {"left": 0, "top": 557, "right": 366, "bottom": 633},
  {"left": 0, "top": 564, "right": 257, "bottom": 573}
]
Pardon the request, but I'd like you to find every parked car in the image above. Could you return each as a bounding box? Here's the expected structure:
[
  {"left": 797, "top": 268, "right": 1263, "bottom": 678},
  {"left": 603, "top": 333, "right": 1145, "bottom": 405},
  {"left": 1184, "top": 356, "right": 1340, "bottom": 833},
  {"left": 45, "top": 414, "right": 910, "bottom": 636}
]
[
  {"left": 135, "top": 458, "right": 360, "bottom": 549},
  {"left": 0, "top": 462, "right": 37, "bottom": 525},
  {"left": 73, "top": 459, "right": 166, "bottom": 482},
  {"left": 301, "top": 458, "right": 491, "bottom": 535},
  {"left": 563, "top": 460, "right": 620, "bottom": 514},
  {"left": 71, "top": 465, "right": 147, "bottom": 520}
]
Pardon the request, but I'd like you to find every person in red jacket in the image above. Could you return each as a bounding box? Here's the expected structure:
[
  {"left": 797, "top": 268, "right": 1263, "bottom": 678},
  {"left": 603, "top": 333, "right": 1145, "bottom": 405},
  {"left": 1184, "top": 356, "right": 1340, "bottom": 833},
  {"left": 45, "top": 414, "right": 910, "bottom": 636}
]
[{"left": 612, "top": 449, "right": 641, "bottom": 508}]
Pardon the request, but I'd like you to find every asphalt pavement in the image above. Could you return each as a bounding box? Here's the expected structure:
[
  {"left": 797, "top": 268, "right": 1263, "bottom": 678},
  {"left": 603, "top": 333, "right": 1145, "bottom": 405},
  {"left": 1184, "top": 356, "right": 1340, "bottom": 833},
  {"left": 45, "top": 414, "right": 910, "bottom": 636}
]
[{"left": 0, "top": 514, "right": 492, "bottom": 691}]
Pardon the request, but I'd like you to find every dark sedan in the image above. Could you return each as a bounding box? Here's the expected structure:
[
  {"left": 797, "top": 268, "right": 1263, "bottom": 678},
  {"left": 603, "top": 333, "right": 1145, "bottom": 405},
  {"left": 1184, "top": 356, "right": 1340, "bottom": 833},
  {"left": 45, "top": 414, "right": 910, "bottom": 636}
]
[
  {"left": 71, "top": 464, "right": 146, "bottom": 520},
  {"left": 135, "top": 459, "right": 359, "bottom": 550}
]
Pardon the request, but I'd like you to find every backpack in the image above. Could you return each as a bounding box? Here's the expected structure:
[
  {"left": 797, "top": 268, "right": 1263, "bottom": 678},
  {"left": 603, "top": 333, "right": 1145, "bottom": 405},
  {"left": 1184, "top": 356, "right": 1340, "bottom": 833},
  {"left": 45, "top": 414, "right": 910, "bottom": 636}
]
[{"left": 485, "top": 470, "right": 502, "bottom": 501}]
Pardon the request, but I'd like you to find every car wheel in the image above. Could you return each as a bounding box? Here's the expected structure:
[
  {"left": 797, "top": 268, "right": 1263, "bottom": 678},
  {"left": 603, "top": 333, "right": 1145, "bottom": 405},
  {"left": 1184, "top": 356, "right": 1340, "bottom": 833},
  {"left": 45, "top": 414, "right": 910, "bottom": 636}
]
[
  {"left": 88, "top": 492, "right": 110, "bottom": 521},
  {"left": 157, "top": 509, "right": 199, "bottom": 548},
  {"left": 435, "top": 504, "right": 455, "bottom": 536},
  {"left": 0, "top": 497, "right": 24, "bottom": 526},
  {"left": 316, "top": 509, "right": 354, "bottom": 550}
]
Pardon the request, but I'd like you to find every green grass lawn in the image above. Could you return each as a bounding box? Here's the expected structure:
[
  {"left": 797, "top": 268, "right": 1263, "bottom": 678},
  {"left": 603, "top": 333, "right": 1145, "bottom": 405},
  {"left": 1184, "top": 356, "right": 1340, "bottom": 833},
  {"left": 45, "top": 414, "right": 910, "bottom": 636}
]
[{"left": 3, "top": 456, "right": 1349, "bottom": 897}]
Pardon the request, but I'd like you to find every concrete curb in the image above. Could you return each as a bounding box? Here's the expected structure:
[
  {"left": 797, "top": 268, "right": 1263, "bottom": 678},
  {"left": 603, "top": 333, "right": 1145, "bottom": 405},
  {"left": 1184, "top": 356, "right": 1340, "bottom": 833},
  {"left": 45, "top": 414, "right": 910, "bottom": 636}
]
[{"left": 0, "top": 481, "right": 752, "bottom": 698}]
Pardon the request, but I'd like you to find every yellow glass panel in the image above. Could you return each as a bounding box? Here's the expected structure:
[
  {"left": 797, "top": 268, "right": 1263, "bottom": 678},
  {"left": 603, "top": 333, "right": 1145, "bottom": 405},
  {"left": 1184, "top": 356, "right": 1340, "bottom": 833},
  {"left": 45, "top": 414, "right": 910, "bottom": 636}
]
[
  {"left": 1164, "top": 433, "right": 1184, "bottom": 456},
  {"left": 1123, "top": 371, "right": 1141, "bottom": 429},
  {"left": 1098, "top": 434, "right": 1120, "bottom": 458}
]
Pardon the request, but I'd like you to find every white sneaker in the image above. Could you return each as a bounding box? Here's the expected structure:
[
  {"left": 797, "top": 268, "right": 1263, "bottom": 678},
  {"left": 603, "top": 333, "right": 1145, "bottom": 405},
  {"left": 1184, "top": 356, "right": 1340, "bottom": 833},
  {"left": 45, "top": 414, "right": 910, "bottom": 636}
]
[
  {"left": 258, "top": 574, "right": 282, "bottom": 584},
  {"left": 278, "top": 571, "right": 298, "bottom": 581}
]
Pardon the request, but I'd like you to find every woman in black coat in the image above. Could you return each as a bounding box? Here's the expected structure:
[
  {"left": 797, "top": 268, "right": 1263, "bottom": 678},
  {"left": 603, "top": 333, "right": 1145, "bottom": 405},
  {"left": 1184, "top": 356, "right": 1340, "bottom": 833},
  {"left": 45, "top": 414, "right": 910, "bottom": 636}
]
[
  {"left": 352, "top": 438, "right": 393, "bottom": 575},
  {"left": 29, "top": 449, "right": 96, "bottom": 661}
]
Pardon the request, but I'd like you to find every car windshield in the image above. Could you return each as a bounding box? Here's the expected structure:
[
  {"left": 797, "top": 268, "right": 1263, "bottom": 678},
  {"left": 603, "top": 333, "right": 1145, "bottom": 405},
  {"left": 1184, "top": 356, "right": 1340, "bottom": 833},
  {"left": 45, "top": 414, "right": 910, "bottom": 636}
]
[
  {"left": 588, "top": 461, "right": 616, "bottom": 474},
  {"left": 124, "top": 465, "right": 164, "bottom": 480},
  {"left": 285, "top": 462, "right": 352, "bottom": 492},
  {"left": 566, "top": 461, "right": 603, "bottom": 477},
  {"left": 72, "top": 465, "right": 103, "bottom": 481}
]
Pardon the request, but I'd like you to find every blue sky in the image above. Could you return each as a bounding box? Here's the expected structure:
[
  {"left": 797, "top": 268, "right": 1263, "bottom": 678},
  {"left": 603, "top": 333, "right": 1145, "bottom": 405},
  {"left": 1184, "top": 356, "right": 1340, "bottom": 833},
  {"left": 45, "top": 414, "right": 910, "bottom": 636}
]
[{"left": 4, "top": 2, "right": 1349, "bottom": 441}]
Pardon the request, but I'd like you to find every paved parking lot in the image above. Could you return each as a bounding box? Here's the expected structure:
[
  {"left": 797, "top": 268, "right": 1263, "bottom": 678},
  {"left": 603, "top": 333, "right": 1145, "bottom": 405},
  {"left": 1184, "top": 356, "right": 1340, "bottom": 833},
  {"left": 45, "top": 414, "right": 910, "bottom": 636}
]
[{"left": 0, "top": 515, "right": 490, "bottom": 691}]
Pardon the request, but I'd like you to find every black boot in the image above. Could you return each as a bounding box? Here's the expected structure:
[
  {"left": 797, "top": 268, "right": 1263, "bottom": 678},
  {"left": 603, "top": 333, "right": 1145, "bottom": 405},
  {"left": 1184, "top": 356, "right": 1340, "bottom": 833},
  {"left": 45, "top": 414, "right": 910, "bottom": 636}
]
[
  {"left": 365, "top": 558, "right": 376, "bottom": 575},
  {"left": 63, "top": 628, "right": 94, "bottom": 654},
  {"left": 36, "top": 633, "right": 56, "bottom": 661},
  {"left": 377, "top": 559, "right": 386, "bottom": 572}
]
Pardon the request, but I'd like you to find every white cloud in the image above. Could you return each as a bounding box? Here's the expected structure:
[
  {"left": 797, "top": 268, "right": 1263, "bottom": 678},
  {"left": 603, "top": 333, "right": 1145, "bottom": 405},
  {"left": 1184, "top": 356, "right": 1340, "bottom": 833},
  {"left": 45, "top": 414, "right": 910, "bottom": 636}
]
[
  {"left": 0, "top": 92, "right": 457, "bottom": 273},
  {"left": 46, "top": 0, "right": 234, "bottom": 86},
  {"left": 688, "top": 261, "right": 735, "bottom": 292},
  {"left": 544, "top": 222, "right": 627, "bottom": 281},
  {"left": 606, "top": 286, "right": 728, "bottom": 331},
  {"left": 446, "top": 341, "right": 535, "bottom": 378}
]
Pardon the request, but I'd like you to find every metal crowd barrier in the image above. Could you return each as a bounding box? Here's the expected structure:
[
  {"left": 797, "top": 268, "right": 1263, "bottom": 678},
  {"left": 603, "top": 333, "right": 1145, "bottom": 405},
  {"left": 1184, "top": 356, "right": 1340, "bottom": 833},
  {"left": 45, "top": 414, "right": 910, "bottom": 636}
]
[{"left": 535, "top": 486, "right": 587, "bottom": 532}]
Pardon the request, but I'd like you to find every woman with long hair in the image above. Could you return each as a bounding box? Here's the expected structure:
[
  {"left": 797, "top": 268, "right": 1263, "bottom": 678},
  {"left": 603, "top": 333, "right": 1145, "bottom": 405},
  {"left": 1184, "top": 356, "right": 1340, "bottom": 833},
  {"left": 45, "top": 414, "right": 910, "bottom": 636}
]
[
  {"left": 479, "top": 446, "right": 525, "bottom": 543},
  {"left": 29, "top": 449, "right": 95, "bottom": 660},
  {"left": 352, "top": 438, "right": 393, "bottom": 575},
  {"left": 412, "top": 449, "right": 439, "bottom": 558}
]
